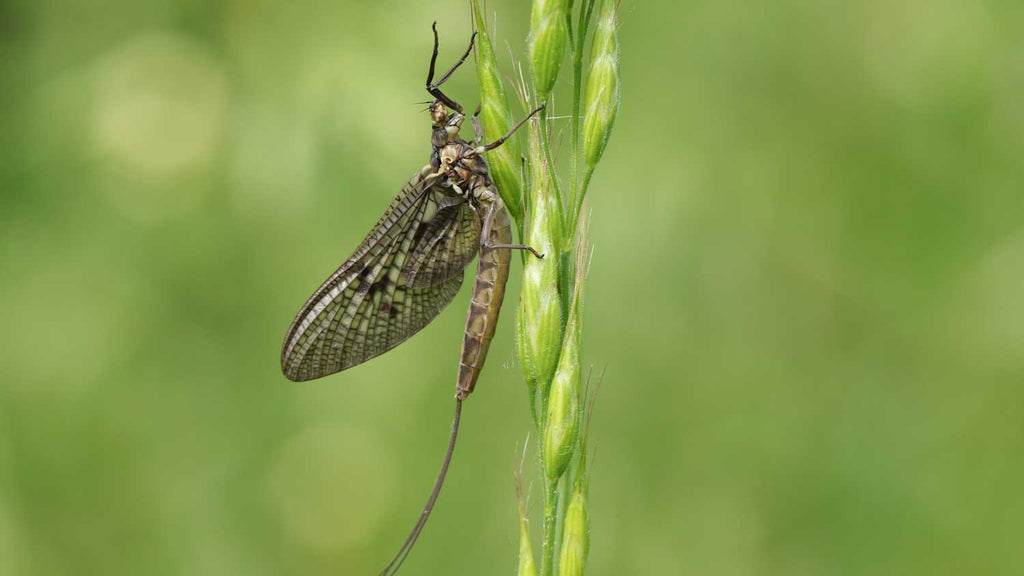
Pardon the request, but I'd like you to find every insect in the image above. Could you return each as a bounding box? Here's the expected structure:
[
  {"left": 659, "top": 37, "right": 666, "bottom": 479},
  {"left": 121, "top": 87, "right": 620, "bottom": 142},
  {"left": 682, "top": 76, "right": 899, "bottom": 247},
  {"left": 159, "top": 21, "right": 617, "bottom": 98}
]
[{"left": 280, "top": 24, "right": 543, "bottom": 576}]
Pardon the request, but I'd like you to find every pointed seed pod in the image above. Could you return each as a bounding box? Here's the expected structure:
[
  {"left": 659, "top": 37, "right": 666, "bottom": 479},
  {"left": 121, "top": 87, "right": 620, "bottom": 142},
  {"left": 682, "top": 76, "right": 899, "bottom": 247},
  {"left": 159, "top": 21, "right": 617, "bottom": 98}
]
[
  {"left": 543, "top": 285, "right": 580, "bottom": 481},
  {"left": 518, "top": 121, "right": 563, "bottom": 401},
  {"left": 557, "top": 485, "right": 589, "bottom": 576},
  {"left": 516, "top": 307, "right": 540, "bottom": 422},
  {"left": 517, "top": 508, "right": 538, "bottom": 576},
  {"left": 582, "top": 0, "right": 620, "bottom": 170},
  {"left": 514, "top": 440, "right": 538, "bottom": 576},
  {"left": 473, "top": 0, "right": 523, "bottom": 223},
  {"left": 529, "top": 0, "right": 568, "bottom": 97}
]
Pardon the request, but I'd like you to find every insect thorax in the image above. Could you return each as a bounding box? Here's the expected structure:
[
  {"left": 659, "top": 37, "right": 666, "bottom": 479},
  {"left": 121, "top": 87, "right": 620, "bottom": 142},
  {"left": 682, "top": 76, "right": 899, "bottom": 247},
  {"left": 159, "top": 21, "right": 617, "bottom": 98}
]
[{"left": 437, "top": 141, "right": 491, "bottom": 200}]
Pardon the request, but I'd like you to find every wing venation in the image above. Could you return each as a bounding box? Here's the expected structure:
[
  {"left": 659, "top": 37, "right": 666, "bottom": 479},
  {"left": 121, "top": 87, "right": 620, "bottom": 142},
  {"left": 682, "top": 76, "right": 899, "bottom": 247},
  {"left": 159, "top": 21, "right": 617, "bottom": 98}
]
[{"left": 281, "top": 173, "right": 480, "bottom": 382}]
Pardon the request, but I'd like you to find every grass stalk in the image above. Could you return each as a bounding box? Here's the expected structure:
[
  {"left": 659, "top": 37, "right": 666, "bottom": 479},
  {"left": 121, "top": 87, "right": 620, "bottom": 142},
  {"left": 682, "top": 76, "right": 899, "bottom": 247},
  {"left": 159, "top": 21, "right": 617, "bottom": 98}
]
[{"left": 474, "top": 2, "right": 620, "bottom": 574}]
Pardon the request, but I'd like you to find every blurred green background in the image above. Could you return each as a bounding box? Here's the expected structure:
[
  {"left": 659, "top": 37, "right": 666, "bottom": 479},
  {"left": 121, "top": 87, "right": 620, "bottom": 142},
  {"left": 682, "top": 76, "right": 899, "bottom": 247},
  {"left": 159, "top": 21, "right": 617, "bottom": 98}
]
[{"left": 2, "top": 0, "right": 1023, "bottom": 574}]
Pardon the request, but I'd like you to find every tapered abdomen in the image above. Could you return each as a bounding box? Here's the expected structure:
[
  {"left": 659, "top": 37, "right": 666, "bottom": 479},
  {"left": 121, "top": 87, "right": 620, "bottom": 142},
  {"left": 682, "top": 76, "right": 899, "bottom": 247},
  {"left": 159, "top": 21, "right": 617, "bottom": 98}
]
[{"left": 456, "top": 192, "right": 512, "bottom": 399}]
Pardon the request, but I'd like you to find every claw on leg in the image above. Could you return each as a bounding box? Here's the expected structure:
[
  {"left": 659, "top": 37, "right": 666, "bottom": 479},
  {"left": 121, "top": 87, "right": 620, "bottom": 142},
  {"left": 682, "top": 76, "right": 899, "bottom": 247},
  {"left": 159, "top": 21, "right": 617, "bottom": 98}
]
[
  {"left": 477, "top": 103, "right": 546, "bottom": 153},
  {"left": 486, "top": 243, "right": 544, "bottom": 259}
]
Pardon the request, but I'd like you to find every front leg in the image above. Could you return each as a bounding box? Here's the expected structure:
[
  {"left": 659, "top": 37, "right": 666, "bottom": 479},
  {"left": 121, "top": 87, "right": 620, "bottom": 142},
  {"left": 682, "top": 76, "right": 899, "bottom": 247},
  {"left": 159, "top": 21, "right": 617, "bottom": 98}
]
[{"left": 471, "top": 106, "right": 483, "bottom": 146}]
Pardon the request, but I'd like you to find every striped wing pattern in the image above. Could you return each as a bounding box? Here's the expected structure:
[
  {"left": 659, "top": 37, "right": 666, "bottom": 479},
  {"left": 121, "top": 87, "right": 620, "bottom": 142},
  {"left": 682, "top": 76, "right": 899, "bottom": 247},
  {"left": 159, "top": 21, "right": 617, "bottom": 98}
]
[
  {"left": 403, "top": 195, "right": 481, "bottom": 289},
  {"left": 281, "top": 173, "right": 481, "bottom": 382}
]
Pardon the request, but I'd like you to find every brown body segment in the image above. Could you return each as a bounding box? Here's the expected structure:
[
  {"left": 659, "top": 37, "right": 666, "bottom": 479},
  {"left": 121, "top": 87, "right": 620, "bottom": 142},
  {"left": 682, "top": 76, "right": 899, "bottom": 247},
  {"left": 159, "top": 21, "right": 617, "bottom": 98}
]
[{"left": 456, "top": 188, "right": 512, "bottom": 399}]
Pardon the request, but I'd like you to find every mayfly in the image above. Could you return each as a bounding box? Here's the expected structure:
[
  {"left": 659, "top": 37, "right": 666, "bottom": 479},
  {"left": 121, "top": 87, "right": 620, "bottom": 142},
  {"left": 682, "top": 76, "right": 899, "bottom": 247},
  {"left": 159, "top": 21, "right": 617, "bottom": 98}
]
[{"left": 280, "top": 24, "right": 543, "bottom": 576}]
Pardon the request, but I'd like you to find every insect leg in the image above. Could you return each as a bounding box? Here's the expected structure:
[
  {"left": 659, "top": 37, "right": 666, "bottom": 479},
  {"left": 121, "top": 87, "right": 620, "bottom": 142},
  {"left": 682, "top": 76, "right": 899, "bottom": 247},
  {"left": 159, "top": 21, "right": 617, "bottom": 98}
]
[
  {"left": 485, "top": 243, "right": 544, "bottom": 259},
  {"left": 477, "top": 191, "right": 544, "bottom": 259},
  {"left": 473, "top": 103, "right": 546, "bottom": 154},
  {"left": 470, "top": 105, "right": 483, "bottom": 145},
  {"left": 426, "top": 23, "right": 476, "bottom": 114}
]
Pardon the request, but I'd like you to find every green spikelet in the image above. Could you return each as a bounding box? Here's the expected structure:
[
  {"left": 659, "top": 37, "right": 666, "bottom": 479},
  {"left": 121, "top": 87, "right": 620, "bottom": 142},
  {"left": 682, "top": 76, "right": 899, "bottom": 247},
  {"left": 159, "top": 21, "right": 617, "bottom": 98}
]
[
  {"left": 543, "top": 291, "right": 580, "bottom": 481},
  {"left": 529, "top": 0, "right": 569, "bottom": 98},
  {"left": 582, "top": 0, "right": 620, "bottom": 172},
  {"left": 472, "top": 0, "right": 523, "bottom": 223},
  {"left": 517, "top": 498, "right": 538, "bottom": 576},
  {"left": 518, "top": 120, "right": 563, "bottom": 402},
  {"left": 558, "top": 485, "right": 589, "bottom": 576},
  {"left": 543, "top": 216, "right": 588, "bottom": 481}
]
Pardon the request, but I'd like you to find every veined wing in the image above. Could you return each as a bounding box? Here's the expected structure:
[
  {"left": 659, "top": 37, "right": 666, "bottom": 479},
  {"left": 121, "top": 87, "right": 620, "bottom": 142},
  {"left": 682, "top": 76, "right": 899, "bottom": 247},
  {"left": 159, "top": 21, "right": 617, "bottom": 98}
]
[
  {"left": 281, "top": 171, "right": 481, "bottom": 382},
  {"left": 402, "top": 194, "right": 481, "bottom": 289}
]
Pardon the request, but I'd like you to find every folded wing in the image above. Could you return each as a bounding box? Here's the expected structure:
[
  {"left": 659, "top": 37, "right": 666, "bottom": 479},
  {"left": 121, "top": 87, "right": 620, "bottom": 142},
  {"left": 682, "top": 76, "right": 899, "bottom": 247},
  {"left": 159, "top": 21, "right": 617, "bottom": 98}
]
[{"left": 281, "top": 174, "right": 481, "bottom": 381}]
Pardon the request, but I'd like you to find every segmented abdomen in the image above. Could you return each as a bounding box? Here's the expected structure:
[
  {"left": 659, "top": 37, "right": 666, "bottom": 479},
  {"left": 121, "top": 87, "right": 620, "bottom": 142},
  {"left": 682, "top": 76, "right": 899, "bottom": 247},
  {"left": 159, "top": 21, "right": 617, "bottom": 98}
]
[{"left": 456, "top": 191, "right": 512, "bottom": 399}]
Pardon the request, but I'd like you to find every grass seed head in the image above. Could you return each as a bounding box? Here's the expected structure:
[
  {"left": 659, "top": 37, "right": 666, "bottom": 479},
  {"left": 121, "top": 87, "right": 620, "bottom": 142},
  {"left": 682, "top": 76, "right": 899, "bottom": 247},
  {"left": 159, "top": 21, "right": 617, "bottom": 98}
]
[
  {"left": 543, "top": 290, "right": 581, "bottom": 481},
  {"left": 473, "top": 0, "right": 523, "bottom": 222},
  {"left": 582, "top": 0, "right": 620, "bottom": 170},
  {"left": 558, "top": 484, "right": 590, "bottom": 576},
  {"left": 517, "top": 510, "right": 538, "bottom": 576},
  {"left": 529, "top": 0, "right": 568, "bottom": 98},
  {"left": 518, "top": 120, "right": 563, "bottom": 399}
]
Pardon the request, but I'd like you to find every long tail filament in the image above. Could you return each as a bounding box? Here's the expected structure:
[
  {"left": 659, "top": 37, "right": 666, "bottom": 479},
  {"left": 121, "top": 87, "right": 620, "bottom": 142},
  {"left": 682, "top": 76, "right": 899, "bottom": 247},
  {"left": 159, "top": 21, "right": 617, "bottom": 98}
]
[{"left": 378, "top": 398, "right": 463, "bottom": 576}]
